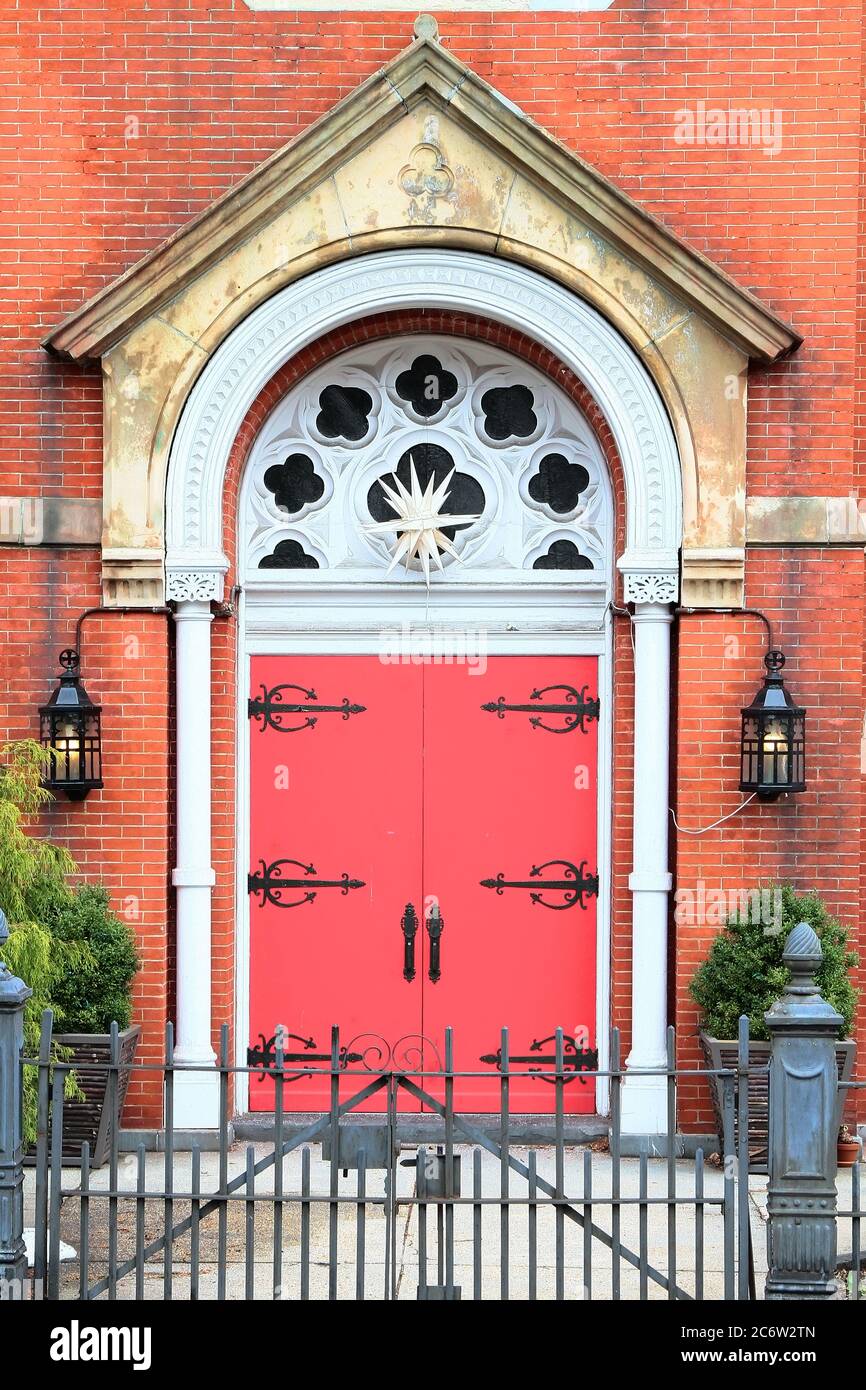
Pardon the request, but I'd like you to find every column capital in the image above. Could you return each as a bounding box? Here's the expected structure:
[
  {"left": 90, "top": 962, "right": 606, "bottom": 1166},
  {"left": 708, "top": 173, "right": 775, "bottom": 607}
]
[
  {"left": 621, "top": 571, "right": 678, "bottom": 606},
  {"left": 166, "top": 562, "right": 226, "bottom": 605}
]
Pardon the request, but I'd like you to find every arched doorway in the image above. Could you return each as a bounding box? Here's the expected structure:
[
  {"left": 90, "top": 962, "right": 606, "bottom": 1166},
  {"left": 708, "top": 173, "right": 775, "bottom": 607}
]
[{"left": 165, "top": 249, "right": 682, "bottom": 1133}]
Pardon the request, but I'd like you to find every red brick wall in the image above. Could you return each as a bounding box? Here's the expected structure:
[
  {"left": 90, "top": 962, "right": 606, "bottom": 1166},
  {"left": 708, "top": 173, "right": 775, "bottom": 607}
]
[
  {"left": 674, "top": 551, "right": 866, "bottom": 1131},
  {"left": 2, "top": 1, "right": 864, "bottom": 1129},
  {"left": 0, "top": 547, "right": 170, "bottom": 1128}
]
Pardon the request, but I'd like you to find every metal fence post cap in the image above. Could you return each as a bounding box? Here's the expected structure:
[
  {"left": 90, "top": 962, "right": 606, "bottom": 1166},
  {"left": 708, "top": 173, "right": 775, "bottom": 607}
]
[
  {"left": 0, "top": 909, "right": 32, "bottom": 1009},
  {"left": 782, "top": 920, "right": 821, "bottom": 990},
  {"left": 765, "top": 920, "right": 842, "bottom": 1031}
]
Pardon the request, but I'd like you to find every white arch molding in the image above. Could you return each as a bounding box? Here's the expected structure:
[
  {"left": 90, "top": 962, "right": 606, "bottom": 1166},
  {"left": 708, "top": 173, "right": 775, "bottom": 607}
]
[{"left": 165, "top": 250, "right": 682, "bottom": 1137}]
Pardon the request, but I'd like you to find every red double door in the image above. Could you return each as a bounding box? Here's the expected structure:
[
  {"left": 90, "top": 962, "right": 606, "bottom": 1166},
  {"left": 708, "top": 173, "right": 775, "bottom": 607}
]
[{"left": 248, "top": 654, "right": 599, "bottom": 1112}]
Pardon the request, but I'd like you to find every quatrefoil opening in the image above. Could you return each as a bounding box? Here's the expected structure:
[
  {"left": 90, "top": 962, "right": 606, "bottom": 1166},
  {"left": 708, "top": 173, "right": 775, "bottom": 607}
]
[
  {"left": 480, "top": 384, "right": 537, "bottom": 441},
  {"left": 527, "top": 453, "right": 590, "bottom": 515},
  {"left": 263, "top": 453, "right": 325, "bottom": 515},
  {"left": 367, "top": 443, "right": 485, "bottom": 546},
  {"left": 395, "top": 354, "right": 459, "bottom": 418},
  {"left": 316, "top": 384, "right": 374, "bottom": 441}
]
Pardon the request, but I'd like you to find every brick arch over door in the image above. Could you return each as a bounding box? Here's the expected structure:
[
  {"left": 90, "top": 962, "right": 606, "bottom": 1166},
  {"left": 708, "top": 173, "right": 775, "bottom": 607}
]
[{"left": 164, "top": 249, "right": 683, "bottom": 1138}]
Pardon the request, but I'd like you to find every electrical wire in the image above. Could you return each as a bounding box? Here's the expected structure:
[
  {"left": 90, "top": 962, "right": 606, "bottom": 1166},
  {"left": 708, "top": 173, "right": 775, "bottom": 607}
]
[{"left": 670, "top": 793, "right": 757, "bottom": 836}]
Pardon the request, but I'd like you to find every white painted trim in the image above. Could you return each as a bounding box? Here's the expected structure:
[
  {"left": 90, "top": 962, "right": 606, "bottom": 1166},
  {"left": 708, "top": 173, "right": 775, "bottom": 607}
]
[
  {"left": 620, "top": 601, "right": 674, "bottom": 1135},
  {"left": 172, "top": 600, "right": 220, "bottom": 1128}
]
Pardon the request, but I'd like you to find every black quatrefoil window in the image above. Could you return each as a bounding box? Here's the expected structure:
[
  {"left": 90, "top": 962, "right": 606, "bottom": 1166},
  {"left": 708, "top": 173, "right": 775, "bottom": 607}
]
[
  {"left": 395, "top": 354, "right": 459, "bottom": 418},
  {"left": 316, "top": 384, "right": 373, "bottom": 441},
  {"left": 528, "top": 453, "right": 590, "bottom": 515},
  {"left": 367, "top": 443, "right": 485, "bottom": 543},
  {"left": 480, "top": 384, "right": 537, "bottom": 441},
  {"left": 263, "top": 453, "right": 325, "bottom": 514},
  {"left": 259, "top": 539, "right": 320, "bottom": 570},
  {"left": 532, "top": 539, "right": 593, "bottom": 571}
]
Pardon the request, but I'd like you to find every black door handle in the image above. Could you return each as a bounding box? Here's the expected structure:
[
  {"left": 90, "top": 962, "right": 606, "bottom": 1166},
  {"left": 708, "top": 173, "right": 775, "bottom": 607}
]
[
  {"left": 401, "top": 902, "right": 419, "bottom": 982},
  {"left": 426, "top": 905, "right": 443, "bottom": 983}
]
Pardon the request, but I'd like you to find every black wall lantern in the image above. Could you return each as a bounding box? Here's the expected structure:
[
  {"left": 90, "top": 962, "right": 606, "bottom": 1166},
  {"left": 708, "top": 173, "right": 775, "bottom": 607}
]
[
  {"left": 40, "top": 649, "right": 103, "bottom": 799},
  {"left": 740, "top": 650, "right": 806, "bottom": 800}
]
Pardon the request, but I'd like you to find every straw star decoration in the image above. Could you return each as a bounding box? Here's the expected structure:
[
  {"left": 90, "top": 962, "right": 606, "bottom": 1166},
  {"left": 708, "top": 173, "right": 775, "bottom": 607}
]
[{"left": 364, "top": 455, "right": 481, "bottom": 583}]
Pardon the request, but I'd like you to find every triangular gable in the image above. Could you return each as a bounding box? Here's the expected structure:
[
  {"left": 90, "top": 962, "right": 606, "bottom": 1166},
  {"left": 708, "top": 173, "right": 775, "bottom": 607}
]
[{"left": 45, "top": 34, "right": 799, "bottom": 363}]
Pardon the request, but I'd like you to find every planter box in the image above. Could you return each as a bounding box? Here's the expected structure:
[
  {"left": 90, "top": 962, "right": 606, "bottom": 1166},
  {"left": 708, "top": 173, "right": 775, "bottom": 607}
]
[
  {"left": 51, "top": 1026, "right": 141, "bottom": 1168},
  {"left": 699, "top": 1032, "right": 855, "bottom": 1175}
]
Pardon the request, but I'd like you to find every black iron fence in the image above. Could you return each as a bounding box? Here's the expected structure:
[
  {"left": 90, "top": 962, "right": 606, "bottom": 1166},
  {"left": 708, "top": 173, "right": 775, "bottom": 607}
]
[
  {"left": 17, "top": 1015, "right": 758, "bottom": 1301},
  {"left": 0, "top": 921, "right": 860, "bottom": 1302}
]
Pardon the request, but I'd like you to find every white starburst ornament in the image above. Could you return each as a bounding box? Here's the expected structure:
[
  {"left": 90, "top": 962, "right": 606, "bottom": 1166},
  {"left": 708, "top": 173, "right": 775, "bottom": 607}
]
[{"left": 364, "top": 456, "right": 481, "bottom": 583}]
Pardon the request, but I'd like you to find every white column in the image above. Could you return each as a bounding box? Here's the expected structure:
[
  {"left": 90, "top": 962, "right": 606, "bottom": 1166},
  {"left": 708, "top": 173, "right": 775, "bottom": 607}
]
[
  {"left": 621, "top": 597, "right": 674, "bottom": 1138},
  {"left": 171, "top": 597, "right": 219, "bottom": 1128}
]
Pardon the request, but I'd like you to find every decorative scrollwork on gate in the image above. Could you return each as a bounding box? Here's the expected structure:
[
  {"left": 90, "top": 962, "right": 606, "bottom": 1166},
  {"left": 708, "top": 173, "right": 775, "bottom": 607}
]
[
  {"left": 480, "top": 859, "right": 599, "bottom": 911},
  {"left": 342, "top": 1033, "right": 444, "bottom": 1075}
]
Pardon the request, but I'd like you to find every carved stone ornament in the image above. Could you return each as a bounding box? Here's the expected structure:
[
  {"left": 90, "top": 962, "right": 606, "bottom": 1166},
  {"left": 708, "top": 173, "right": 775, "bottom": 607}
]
[
  {"left": 621, "top": 570, "right": 679, "bottom": 605},
  {"left": 166, "top": 569, "right": 224, "bottom": 603}
]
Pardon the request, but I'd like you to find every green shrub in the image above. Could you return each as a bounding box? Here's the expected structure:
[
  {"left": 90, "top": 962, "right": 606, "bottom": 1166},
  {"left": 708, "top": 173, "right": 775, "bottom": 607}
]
[
  {"left": 2, "top": 920, "right": 89, "bottom": 1145},
  {"left": 0, "top": 740, "right": 73, "bottom": 922},
  {"left": 689, "top": 884, "right": 858, "bottom": 1041},
  {"left": 0, "top": 739, "right": 139, "bottom": 1142},
  {"left": 41, "top": 883, "right": 139, "bottom": 1034}
]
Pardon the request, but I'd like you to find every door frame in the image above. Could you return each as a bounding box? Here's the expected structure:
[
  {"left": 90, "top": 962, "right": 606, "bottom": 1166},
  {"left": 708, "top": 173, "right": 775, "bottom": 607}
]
[{"left": 234, "top": 585, "right": 613, "bottom": 1117}]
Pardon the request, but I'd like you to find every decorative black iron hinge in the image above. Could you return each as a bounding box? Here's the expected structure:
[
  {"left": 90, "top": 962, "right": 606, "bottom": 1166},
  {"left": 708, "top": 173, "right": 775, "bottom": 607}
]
[
  {"left": 480, "top": 859, "right": 599, "bottom": 911},
  {"left": 247, "top": 1032, "right": 364, "bottom": 1081},
  {"left": 481, "top": 684, "right": 600, "bottom": 734},
  {"left": 248, "top": 682, "right": 366, "bottom": 734},
  {"left": 479, "top": 1036, "right": 599, "bottom": 1086},
  {"left": 248, "top": 857, "right": 365, "bottom": 909}
]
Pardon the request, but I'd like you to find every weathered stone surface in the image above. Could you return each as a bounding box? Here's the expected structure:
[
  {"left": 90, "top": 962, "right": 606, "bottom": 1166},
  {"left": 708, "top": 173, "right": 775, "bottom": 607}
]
[
  {"left": 158, "top": 182, "right": 350, "bottom": 350},
  {"left": 335, "top": 106, "right": 514, "bottom": 242},
  {"left": 748, "top": 495, "right": 866, "bottom": 545},
  {"left": 642, "top": 315, "right": 748, "bottom": 555},
  {"left": 0, "top": 496, "right": 101, "bottom": 546},
  {"left": 103, "top": 317, "right": 206, "bottom": 553}
]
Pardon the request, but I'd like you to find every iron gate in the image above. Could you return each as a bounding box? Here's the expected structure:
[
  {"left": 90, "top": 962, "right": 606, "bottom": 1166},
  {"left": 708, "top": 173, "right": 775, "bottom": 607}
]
[{"left": 21, "top": 1014, "right": 757, "bottom": 1301}]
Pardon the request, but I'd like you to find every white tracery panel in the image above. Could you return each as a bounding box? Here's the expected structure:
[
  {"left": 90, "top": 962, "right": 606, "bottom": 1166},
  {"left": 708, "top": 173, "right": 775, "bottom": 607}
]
[{"left": 241, "top": 335, "right": 612, "bottom": 589}]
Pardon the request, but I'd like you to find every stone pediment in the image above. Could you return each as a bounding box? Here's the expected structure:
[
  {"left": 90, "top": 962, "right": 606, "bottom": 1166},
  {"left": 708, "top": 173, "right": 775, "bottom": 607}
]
[{"left": 43, "top": 26, "right": 801, "bottom": 606}]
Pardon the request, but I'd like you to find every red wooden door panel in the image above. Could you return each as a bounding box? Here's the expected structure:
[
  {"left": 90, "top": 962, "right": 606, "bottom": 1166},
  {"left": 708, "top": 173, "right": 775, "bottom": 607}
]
[
  {"left": 248, "top": 655, "right": 423, "bottom": 1111},
  {"left": 420, "top": 657, "right": 599, "bottom": 1113}
]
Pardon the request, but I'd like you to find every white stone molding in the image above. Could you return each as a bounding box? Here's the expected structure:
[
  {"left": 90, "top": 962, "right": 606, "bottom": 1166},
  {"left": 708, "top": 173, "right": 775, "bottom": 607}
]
[
  {"left": 620, "top": 569, "right": 680, "bottom": 606},
  {"left": 166, "top": 250, "right": 681, "bottom": 593},
  {"left": 165, "top": 566, "right": 226, "bottom": 603},
  {"left": 171, "top": 599, "right": 219, "bottom": 1128},
  {"left": 621, "top": 601, "right": 675, "bottom": 1137}
]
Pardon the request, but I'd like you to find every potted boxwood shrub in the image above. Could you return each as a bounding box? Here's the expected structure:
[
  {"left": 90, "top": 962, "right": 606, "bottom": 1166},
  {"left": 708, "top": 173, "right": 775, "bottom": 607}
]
[
  {"left": 690, "top": 885, "right": 858, "bottom": 1173},
  {"left": 0, "top": 739, "right": 140, "bottom": 1166}
]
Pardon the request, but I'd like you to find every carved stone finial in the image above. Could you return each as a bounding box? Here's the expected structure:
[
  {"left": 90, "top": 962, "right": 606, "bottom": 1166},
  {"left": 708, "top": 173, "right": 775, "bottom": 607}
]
[
  {"left": 414, "top": 14, "right": 439, "bottom": 41},
  {"left": 782, "top": 920, "right": 822, "bottom": 995}
]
